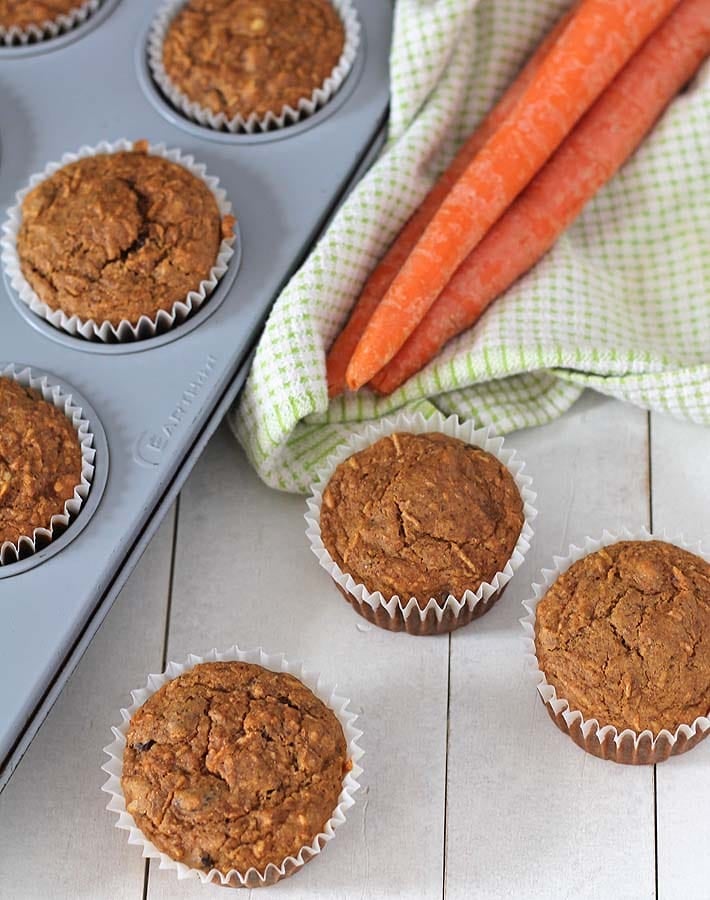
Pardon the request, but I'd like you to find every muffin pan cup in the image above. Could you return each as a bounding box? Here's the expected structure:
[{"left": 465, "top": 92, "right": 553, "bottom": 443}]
[
  {"left": 521, "top": 528, "right": 710, "bottom": 765},
  {"left": 148, "top": 0, "right": 361, "bottom": 135},
  {"left": 0, "top": 0, "right": 100, "bottom": 47},
  {"left": 1, "top": 138, "right": 237, "bottom": 343},
  {"left": 0, "top": 364, "right": 96, "bottom": 566},
  {"left": 305, "top": 410, "right": 537, "bottom": 636},
  {"left": 102, "top": 645, "right": 364, "bottom": 889}
]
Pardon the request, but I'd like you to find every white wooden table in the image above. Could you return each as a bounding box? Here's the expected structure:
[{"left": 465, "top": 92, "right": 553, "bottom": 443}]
[{"left": 0, "top": 392, "right": 707, "bottom": 900}]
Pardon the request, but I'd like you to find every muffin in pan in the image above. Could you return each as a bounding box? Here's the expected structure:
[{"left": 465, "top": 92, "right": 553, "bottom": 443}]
[
  {"left": 104, "top": 650, "right": 363, "bottom": 888},
  {"left": 3, "top": 139, "right": 236, "bottom": 342},
  {"left": 0, "top": 377, "right": 81, "bottom": 547},
  {"left": 307, "top": 412, "right": 536, "bottom": 635},
  {"left": 150, "top": 0, "right": 360, "bottom": 133},
  {"left": 526, "top": 536, "right": 710, "bottom": 764},
  {"left": 0, "top": 0, "right": 99, "bottom": 44},
  {"left": 0, "top": 369, "right": 94, "bottom": 565},
  {"left": 17, "top": 144, "right": 227, "bottom": 327},
  {"left": 0, "top": 0, "right": 83, "bottom": 30}
]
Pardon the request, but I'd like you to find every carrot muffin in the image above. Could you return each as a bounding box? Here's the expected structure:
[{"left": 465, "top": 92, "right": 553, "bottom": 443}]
[
  {"left": 121, "top": 661, "right": 349, "bottom": 876},
  {"left": 161, "top": 0, "right": 345, "bottom": 121},
  {"left": 535, "top": 540, "right": 710, "bottom": 734},
  {"left": 0, "top": 378, "right": 82, "bottom": 547},
  {"left": 16, "top": 146, "right": 229, "bottom": 327},
  {"left": 320, "top": 432, "right": 525, "bottom": 605},
  {"left": 0, "top": 0, "right": 82, "bottom": 30}
]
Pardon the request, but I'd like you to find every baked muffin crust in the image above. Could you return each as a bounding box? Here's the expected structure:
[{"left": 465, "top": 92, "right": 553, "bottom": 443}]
[
  {"left": 17, "top": 148, "right": 226, "bottom": 326},
  {"left": 535, "top": 540, "right": 710, "bottom": 734},
  {"left": 162, "top": 0, "right": 346, "bottom": 120},
  {"left": 0, "top": 0, "right": 81, "bottom": 30},
  {"left": 320, "top": 432, "right": 524, "bottom": 605},
  {"left": 0, "top": 378, "right": 82, "bottom": 546},
  {"left": 122, "top": 662, "right": 348, "bottom": 875}
]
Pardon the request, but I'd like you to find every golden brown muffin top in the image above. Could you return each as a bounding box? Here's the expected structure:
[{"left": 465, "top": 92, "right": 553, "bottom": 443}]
[
  {"left": 17, "top": 147, "right": 230, "bottom": 327},
  {"left": 535, "top": 540, "right": 710, "bottom": 734},
  {"left": 0, "top": 378, "right": 82, "bottom": 546},
  {"left": 320, "top": 432, "right": 524, "bottom": 606},
  {"left": 122, "top": 661, "right": 349, "bottom": 876},
  {"left": 162, "top": 0, "right": 345, "bottom": 120},
  {"left": 0, "top": 0, "right": 81, "bottom": 30}
]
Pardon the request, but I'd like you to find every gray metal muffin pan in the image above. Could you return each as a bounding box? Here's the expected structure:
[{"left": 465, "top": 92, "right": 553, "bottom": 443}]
[{"left": 0, "top": 0, "right": 392, "bottom": 789}]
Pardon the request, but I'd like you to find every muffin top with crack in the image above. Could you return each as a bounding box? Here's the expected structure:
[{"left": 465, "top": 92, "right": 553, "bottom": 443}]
[
  {"left": 319, "top": 431, "right": 525, "bottom": 606},
  {"left": 16, "top": 145, "right": 231, "bottom": 326},
  {"left": 0, "top": 0, "right": 83, "bottom": 31},
  {"left": 535, "top": 540, "right": 710, "bottom": 734},
  {"left": 0, "top": 378, "right": 82, "bottom": 547},
  {"left": 161, "top": 0, "right": 345, "bottom": 121},
  {"left": 122, "top": 661, "right": 349, "bottom": 876}
]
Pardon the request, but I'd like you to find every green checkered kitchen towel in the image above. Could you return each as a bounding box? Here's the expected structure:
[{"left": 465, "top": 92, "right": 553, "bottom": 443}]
[{"left": 229, "top": 0, "right": 710, "bottom": 493}]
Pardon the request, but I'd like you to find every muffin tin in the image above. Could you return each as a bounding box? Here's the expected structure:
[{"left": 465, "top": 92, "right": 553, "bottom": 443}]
[{"left": 0, "top": 0, "right": 392, "bottom": 789}]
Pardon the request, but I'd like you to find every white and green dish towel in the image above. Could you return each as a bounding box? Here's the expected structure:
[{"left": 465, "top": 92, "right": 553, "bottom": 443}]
[{"left": 230, "top": 0, "right": 710, "bottom": 493}]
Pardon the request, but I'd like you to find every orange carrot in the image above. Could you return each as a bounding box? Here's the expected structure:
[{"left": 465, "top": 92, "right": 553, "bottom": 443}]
[
  {"left": 345, "top": 0, "right": 682, "bottom": 391},
  {"left": 371, "top": 0, "right": 710, "bottom": 395},
  {"left": 325, "top": 3, "right": 578, "bottom": 398}
]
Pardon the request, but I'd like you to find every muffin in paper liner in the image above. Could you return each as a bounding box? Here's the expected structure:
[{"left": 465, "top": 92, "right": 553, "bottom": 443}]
[
  {"left": 0, "top": 138, "right": 236, "bottom": 343},
  {"left": 305, "top": 411, "right": 537, "bottom": 636},
  {"left": 101, "top": 645, "right": 364, "bottom": 889},
  {"left": 0, "top": 364, "right": 95, "bottom": 566},
  {"left": 0, "top": 0, "right": 100, "bottom": 46},
  {"left": 521, "top": 528, "right": 710, "bottom": 765},
  {"left": 147, "top": 0, "right": 361, "bottom": 134}
]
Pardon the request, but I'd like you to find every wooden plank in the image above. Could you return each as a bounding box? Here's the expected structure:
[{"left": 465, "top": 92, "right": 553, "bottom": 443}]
[
  {"left": 651, "top": 412, "right": 710, "bottom": 900},
  {"left": 0, "top": 511, "right": 176, "bottom": 900},
  {"left": 147, "top": 424, "right": 450, "bottom": 900},
  {"left": 445, "top": 393, "right": 656, "bottom": 900}
]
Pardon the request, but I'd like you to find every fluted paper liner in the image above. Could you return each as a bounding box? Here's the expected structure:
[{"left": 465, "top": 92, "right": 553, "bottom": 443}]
[
  {"left": 521, "top": 528, "right": 710, "bottom": 764},
  {"left": 101, "top": 645, "right": 363, "bottom": 889},
  {"left": 0, "top": 364, "right": 95, "bottom": 566},
  {"left": 306, "top": 411, "right": 537, "bottom": 635},
  {"left": 0, "top": 0, "right": 100, "bottom": 46},
  {"left": 1, "top": 139, "right": 236, "bottom": 342},
  {"left": 148, "top": 0, "right": 360, "bottom": 134}
]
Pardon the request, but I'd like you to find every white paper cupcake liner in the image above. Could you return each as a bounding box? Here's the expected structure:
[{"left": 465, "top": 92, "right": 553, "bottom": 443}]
[
  {"left": 102, "top": 645, "right": 363, "bottom": 889},
  {"left": 521, "top": 527, "right": 710, "bottom": 764},
  {"left": 0, "top": 364, "right": 95, "bottom": 566},
  {"left": 0, "top": 0, "right": 100, "bottom": 46},
  {"left": 0, "top": 138, "right": 236, "bottom": 342},
  {"left": 306, "top": 411, "right": 537, "bottom": 635},
  {"left": 148, "top": 0, "right": 361, "bottom": 134}
]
